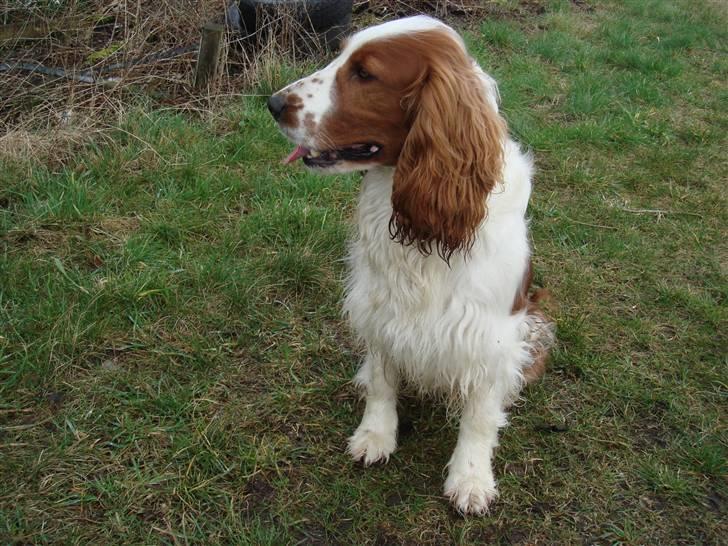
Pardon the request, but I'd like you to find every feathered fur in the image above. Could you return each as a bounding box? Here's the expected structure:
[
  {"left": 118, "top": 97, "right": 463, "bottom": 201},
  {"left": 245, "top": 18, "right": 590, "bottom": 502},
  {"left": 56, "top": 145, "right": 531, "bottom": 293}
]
[{"left": 391, "top": 33, "right": 507, "bottom": 261}]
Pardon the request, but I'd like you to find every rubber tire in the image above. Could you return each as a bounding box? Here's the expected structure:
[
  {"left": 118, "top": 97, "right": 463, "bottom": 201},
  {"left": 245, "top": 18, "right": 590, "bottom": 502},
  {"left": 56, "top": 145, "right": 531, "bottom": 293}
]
[{"left": 238, "top": 0, "right": 352, "bottom": 49}]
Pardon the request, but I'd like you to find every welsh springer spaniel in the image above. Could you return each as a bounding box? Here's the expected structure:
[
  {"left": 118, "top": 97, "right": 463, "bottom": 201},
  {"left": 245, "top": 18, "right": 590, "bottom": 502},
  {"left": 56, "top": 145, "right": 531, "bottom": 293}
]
[{"left": 268, "top": 16, "right": 554, "bottom": 515}]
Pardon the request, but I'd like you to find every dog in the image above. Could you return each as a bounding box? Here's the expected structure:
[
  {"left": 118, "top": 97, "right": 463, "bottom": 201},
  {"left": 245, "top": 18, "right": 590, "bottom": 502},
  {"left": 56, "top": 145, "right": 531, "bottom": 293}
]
[{"left": 267, "top": 15, "right": 554, "bottom": 515}]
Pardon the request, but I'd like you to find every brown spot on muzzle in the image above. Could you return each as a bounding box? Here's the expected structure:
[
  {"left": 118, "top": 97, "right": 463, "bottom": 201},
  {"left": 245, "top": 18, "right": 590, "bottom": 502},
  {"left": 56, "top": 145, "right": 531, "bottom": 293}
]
[
  {"left": 280, "top": 92, "right": 303, "bottom": 129},
  {"left": 304, "top": 112, "right": 317, "bottom": 132}
]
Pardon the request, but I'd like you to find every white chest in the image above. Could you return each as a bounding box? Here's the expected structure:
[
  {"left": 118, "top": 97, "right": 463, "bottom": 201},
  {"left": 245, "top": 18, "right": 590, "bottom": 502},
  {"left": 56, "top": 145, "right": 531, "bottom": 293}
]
[{"left": 339, "top": 147, "right": 537, "bottom": 392}]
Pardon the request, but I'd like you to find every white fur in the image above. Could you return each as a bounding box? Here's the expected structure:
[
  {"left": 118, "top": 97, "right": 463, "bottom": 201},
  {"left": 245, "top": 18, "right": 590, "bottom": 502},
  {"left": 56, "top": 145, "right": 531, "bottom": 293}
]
[
  {"left": 342, "top": 142, "right": 540, "bottom": 515},
  {"left": 272, "top": 16, "right": 553, "bottom": 515}
]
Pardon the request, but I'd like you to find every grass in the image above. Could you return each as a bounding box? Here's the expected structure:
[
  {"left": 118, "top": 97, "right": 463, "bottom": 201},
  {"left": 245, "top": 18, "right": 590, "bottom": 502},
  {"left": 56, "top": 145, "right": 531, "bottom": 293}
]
[{"left": 1, "top": 0, "right": 726, "bottom": 543}]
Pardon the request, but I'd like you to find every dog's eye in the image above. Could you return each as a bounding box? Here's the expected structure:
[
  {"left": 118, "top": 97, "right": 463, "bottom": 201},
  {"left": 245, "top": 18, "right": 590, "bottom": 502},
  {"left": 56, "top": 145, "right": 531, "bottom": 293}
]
[{"left": 356, "top": 66, "right": 374, "bottom": 81}]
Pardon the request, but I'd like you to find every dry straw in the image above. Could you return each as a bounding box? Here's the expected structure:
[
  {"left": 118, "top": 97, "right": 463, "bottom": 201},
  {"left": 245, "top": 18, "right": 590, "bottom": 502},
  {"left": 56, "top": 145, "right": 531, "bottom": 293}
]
[{"left": 0, "top": 0, "right": 486, "bottom": 154}]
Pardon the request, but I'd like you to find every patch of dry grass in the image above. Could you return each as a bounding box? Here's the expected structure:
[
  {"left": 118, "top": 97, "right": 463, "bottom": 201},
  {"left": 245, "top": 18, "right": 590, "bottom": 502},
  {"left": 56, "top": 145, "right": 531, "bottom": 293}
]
[{"left": 0, "top": 1, "right": 536, "bottom": 135}]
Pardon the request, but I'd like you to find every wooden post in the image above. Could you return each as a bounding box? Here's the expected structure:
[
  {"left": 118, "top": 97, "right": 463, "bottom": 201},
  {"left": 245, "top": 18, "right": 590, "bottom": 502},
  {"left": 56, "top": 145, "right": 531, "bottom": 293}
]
[{"left": 194, "top": 22, "right": 224, "bottom": 90}]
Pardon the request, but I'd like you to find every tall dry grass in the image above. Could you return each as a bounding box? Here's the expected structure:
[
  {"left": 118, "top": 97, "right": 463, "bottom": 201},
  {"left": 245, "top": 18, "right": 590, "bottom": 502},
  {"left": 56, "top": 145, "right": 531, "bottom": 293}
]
[{"left": 0, "top": 0, "right": 493, "bottom": 160}]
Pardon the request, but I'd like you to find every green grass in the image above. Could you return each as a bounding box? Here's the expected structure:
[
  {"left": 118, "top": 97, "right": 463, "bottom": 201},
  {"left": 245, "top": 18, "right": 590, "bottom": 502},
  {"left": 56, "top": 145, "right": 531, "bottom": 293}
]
[{"left": 1, "top": 0, "right": 726, "bottom": 543}]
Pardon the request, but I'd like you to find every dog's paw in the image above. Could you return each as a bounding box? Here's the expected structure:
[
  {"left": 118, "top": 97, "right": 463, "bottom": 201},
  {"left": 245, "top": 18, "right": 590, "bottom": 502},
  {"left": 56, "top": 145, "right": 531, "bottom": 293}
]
[
  {"left": 347, "top": 426, "right": 396, "bottom": 466},
  {"left": 444, "top": 470, "right": 498, "bottom": 515}
]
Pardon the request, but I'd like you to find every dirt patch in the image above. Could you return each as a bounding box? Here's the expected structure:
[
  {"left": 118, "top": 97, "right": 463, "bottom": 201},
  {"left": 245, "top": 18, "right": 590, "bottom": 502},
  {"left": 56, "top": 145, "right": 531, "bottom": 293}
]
[
  {"left": 241, "top": 473, "right": 276, "bottom": 514},
  {"left": 706, "top": 489, "right": 725, "bottom": 514},
  {"left": 571, "top": 0, "right": 596, "bottom": 11},
  {"left": 2, "top": 227, "right": 71, "bottom": 254},
  {"left": 374, "top": 523, "right": 413, "bottom": 546},
  {"left": 632, "top": 399, "right": 674, "bottom": 451},
  {"left": 292, "top": 521, "right": 328, "bottom": 545},
  {"left": 93, "top": 216, "right": 142, "bottom": 243},
  {"left": 2, "top": 217, "right": 140, "bottom": 263}
]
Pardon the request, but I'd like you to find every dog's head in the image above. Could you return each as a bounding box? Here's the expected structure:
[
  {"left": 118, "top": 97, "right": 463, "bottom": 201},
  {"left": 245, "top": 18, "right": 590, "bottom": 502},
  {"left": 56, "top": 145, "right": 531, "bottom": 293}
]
[{"left": 268, "top": 15, "right": 506, "bottom": 260}]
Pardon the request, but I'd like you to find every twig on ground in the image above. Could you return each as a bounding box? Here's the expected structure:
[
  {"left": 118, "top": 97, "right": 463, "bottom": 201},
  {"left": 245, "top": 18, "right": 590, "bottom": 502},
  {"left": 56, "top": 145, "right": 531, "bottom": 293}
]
[
  {"left": 619, "top": 207, "right": 704, "bottom": 219},
  {"left": 0, "top": 61, "right": 119, "bottom": 86},
  {"left": 564, "top": 217, "right": 617, "bottom": 230}
]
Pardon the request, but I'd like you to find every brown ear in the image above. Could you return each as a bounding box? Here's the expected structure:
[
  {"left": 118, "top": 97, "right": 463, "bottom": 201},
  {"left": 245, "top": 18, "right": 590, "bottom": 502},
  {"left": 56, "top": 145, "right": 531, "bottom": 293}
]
[{"left": 390, "top": 36, "right": 506, "bottom": 262}]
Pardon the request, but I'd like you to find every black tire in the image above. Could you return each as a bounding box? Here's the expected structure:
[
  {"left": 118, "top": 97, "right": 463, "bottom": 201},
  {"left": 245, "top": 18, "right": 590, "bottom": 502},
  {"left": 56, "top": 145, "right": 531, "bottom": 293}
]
[{"left": 238, "top": 0, "right": 352, "bottom": 50}]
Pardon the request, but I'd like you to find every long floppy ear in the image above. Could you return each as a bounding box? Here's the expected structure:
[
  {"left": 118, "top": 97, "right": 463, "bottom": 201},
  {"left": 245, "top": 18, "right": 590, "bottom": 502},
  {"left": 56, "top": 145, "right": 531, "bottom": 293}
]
[{"left": 390, "top": 35, "right": 507, "bottom": 262}]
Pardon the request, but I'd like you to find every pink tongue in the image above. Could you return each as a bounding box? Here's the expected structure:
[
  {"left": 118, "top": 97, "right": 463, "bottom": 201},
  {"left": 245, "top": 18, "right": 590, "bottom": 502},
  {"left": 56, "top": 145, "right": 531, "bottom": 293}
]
[{"left": 283, "top": 145, "right": 311, "bottom": 164}]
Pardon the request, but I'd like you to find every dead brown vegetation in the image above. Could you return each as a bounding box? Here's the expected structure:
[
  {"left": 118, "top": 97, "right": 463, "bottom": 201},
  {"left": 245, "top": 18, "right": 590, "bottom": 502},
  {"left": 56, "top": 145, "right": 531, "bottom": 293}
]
[{"left": 0, "top": 1, "right": 514, "bottom": 136}]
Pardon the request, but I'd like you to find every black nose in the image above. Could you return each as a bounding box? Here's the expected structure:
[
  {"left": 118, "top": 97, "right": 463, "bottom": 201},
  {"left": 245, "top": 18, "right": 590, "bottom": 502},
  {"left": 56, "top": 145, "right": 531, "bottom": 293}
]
[{"left": 267, "top": 94, "right": 287, "bottom": 121}]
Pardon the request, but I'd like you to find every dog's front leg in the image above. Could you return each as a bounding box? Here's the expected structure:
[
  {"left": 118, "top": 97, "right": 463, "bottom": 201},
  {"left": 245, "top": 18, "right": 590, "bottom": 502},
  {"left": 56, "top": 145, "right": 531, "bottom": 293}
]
[
  {"left": 445, "top": 383, "right": 509, "bottom": 515},
  {"left": 347, "top": 351, "right": 399, "bottom": 465}
]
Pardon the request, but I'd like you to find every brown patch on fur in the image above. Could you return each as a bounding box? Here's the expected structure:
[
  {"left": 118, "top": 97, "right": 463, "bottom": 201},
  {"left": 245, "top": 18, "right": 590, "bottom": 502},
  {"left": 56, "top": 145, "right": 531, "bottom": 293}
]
[
  {"left": 304, "top": 112, "right": 317, "bottom": 132},
  {"left": 315, "top": 39, "right": 422, "bottom": 166},
  {"left": 523, "top": 345, "right": 548, "bottom": 384},
  {"left": 311, "top": 77, "right": 322, "bottom": 84},
  {"left": 318, "top": 29, "right": 506, "bottom": 261},
  {"left": 280, "top": 93, "right": 303, "bottom": 128},
  {"left": 390, "top": 32, "right": 506, "bottom": 261},
  {"left": 512, "top": 260, "right": 553, "bottom": 384},
  {"left": 512, "top": 260, "right": 534, "bottom": 314}
]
